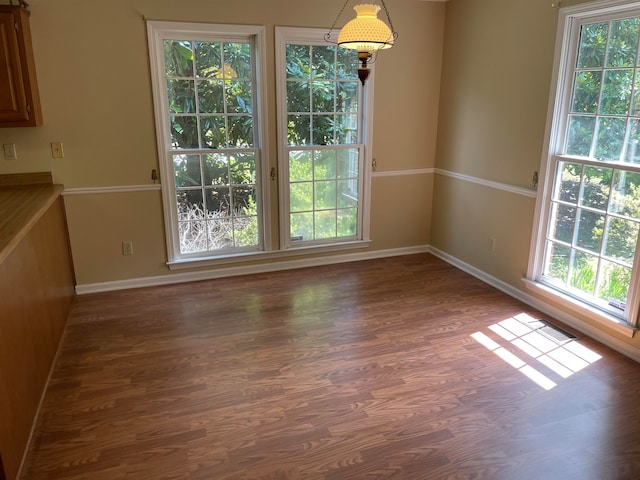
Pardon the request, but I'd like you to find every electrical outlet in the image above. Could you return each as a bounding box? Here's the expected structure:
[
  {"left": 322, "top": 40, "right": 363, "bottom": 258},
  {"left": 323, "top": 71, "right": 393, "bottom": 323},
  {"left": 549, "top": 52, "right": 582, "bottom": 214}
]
[
  {"left": 51, "top": 142, "right": 64, "bottom": 158},
  {"left": 489, "top": 237, "right": 496, "bottom": 252},
  {"left": 3, "top": 144, "right": 17, "bottom": 160},
  {"left": 122, "top": 241, "right": 134, "bottom": 256}
]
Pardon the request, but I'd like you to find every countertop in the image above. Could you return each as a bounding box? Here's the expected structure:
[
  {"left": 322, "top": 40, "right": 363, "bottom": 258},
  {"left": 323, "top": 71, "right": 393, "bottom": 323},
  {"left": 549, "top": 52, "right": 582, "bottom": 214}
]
[{"left": 0, "top": 173, "right": 64, "bottom": 265}]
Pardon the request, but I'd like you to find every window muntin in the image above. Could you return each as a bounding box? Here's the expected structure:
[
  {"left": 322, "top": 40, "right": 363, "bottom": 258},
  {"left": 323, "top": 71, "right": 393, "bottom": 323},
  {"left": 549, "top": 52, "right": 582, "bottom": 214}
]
[
  {"left": 534, "top": 4, "right": 640, "bottom": 326},
  {"left": 279, "top": 35, "right": 365, "bottom": 247},
  {"left": 148, "top": 22, "right": 266, "bottom": 261}
]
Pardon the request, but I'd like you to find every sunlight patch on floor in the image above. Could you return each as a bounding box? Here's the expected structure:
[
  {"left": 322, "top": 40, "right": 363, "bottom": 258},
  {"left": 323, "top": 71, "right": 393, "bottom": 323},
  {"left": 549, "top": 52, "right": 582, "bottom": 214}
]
[{"left": 471, "top": 313, "right": 602, "bottom": 390}]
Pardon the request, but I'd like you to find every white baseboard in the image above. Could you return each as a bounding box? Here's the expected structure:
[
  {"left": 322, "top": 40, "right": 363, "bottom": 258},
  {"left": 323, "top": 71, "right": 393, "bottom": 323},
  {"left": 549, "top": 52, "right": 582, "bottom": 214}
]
[
  {"left": 75, "top": 245, "right": 431, "bottom": 295},
  {"left": 429, "top": 246, "right": 640, "bottom": 363}
]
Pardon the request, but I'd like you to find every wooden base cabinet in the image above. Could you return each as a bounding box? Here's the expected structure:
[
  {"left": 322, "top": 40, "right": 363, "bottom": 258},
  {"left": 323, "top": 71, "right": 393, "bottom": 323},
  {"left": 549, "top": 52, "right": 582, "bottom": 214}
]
[{"left": 0, "top": 196, "right": 75, "bottom": 479}]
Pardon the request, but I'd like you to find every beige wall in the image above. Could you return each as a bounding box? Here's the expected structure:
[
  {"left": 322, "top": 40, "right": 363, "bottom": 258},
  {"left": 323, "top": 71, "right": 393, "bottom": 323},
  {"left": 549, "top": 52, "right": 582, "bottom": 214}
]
[
  {"left": 432, "top": 0, "right": 640, "bottom": 351},
  {"left": 0, "top": 0, "right": 445, "bottom": 285}
]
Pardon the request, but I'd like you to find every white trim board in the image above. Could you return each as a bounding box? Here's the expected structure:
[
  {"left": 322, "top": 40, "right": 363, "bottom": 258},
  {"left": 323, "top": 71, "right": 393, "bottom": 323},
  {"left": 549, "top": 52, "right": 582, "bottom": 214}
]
[
  {"left": 63, "top": 185, "right": 162, "bottom": 195},
  {"left": 429, "top": 246, "right": 640, "bottom": 363},
  {"left": 435, "top": 169, "right": 537, "bottom": 198},
  {"left": 75, "top": 245, "right": 430, "bottom": 294},
  {"left": 372, "top": 168, "right": 434, "bottom": 178}
]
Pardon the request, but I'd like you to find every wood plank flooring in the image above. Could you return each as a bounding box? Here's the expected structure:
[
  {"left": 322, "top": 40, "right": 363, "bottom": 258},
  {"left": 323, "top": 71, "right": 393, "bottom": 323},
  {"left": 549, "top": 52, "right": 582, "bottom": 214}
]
[{"left": 20, "top": 254, "right": 640, "bottom": 479}]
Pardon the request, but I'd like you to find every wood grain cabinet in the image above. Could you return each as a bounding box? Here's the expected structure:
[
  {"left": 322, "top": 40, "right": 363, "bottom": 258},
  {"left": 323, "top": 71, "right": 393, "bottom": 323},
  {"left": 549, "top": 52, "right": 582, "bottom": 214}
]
[
  {"left": 0, "top": 5, "right": 42, "bottom": 127},
  {"left": 0, "top": 174, "right": 75, "bottom": 479}
]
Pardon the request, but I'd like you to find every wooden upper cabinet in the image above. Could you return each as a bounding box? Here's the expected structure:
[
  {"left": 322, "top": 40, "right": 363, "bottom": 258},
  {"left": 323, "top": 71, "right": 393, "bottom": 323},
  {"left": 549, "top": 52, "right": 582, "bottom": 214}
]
[{"left": 0, "top": 5, "right": 42, "bottom": 127}]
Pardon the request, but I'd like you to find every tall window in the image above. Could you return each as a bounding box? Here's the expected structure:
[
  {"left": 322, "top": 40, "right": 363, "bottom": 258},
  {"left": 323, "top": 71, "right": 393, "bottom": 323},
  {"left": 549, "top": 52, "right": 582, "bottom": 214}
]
[
  {"left": 147, "top": 22, "right": 267, "bottom": 262},
  {"left": 275, "top": 28, "right": 371, "bottom": 249},
  {"left": 530, "top": 1, "right": 640, "bottom": 329}
]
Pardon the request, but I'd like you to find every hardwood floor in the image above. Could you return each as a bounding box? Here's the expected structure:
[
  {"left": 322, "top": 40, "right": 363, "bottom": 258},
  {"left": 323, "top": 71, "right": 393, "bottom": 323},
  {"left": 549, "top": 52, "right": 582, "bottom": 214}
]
[{"left": 20, "top": 254, "right": 640, "bottom": 479}]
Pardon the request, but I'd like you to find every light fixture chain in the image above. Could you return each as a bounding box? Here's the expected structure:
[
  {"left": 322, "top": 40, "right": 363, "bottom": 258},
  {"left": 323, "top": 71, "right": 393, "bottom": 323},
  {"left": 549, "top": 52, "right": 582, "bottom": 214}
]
[
  {"left": 327, "top": 0, "right": 352, "bottom": 37},
  {"left": 379, "top": 0, "right": 398, "bottom": 40}
]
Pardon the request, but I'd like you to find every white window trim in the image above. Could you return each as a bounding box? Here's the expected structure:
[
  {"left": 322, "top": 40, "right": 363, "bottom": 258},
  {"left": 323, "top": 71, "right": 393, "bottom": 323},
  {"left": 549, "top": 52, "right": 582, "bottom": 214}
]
[
  {"left": 274, "top": 26, "right": 374, "bottom": 251},
  {"left": 526, "top": 0, "right": 640, "bottom": 336},
  {"left": 146, "top": 21, "right": 271, "bottom": 263}
]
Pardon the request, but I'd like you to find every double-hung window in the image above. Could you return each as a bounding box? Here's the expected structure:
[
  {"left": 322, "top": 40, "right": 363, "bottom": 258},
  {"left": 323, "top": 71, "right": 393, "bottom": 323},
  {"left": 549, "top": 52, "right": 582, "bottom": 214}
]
[
  {"left": 275, "top": 28, "right": 370, "bottom": 250},
  {"left": 147, "top": 22, "right": 268, "bottom": 262},
  {"left": 529, "top": 0, "right": 640, "bottom": 332},
  {"left": 148, "top": 22, "right": 372, "bottom": 266}
]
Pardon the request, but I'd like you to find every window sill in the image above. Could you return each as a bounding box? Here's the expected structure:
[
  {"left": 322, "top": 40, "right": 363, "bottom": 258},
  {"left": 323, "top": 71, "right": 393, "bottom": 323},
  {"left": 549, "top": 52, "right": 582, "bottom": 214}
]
[
  {"left": 167, "top": 240, "right": 372, "bottom": 271},
  {"left": 523, "top": 278, "right": 637, "bottom": 338}
]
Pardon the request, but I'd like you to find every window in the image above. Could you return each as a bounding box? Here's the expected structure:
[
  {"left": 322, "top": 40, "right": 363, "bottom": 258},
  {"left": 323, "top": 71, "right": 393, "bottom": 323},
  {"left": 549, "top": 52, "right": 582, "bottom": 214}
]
[
  {"left": 148, "top": 23, "right": 372, "bottom": 266},
  {"left": 275, "top": 28, "right": 372, "bottom": 249},
  {"left": 529, "top": 0, "right": 640, "bottom": 330},
  {"left": 147, "top": 22, "right": 268, "bottom": 262}
]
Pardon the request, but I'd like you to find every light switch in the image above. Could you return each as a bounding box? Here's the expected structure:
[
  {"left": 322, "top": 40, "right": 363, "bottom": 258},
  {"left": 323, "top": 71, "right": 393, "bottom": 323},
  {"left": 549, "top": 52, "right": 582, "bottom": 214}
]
[{"left": 3, "top": 144, "right": 17, "bottom": 160}]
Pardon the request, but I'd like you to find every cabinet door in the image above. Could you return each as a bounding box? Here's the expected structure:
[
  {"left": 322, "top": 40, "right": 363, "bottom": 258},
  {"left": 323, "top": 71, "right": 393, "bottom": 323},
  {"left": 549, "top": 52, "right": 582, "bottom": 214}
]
[{"left": 0, "top": 10, "right": 29, "bottom": 122}]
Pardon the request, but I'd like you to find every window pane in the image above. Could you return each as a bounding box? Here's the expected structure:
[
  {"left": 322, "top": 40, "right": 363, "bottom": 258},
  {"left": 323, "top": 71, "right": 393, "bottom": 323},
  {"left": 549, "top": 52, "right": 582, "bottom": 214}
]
[
  {"left": 164, "top": 40, "right": 193, "bottom": 77},
  {"left": 314, "top": 150, "right": 336, "bottom": 180},
  {"left": 289, "top": 150, "right": 313, "bottom": 181},
  {"left": 174, "top": 154, "right": 201, "bottom": 187},
  {"left": 203, "top": 153, "right": 228, "bottom": 186},
  {"left": 312, "top": 81, "right": 334, "bottom": 112},
  {"left": 286, "top": 44, "right": 310, "bottom": 79},
  {"left": 338, "top": 209, "right": 358, "bottom": 236},
  {"left": 312, "top": 46, "right": 336, "bottom": 78},
  {"left": 338, "top": 180, "right": 358, "bottom": 208},
  {"left": 290, "top": 182, "right": 313, "bottom": 212},
  {"left": 550, "top": 203, "right": 576, "bottom": 244},
  {"left": 197, "top": 80, "right": 224, "bottom": 113},
  {"left": 207, "top": 217, "right": 233, "bottom": 250},
  {"left": 234, "top": 216, "right": 259, "bottom": 247},
  {"left": 312, "top": 114, "right": 334, "bottom": 145},
  {"left": 230, "top": 153, "right": 257, "bottom": 185},
  {"left": 337, "top": 82, "right": 358, "bottom": 112},
  {"left": 291, "top": 212, "right": 313, "bottom": 240},
  {"left": 228, "top": 115, "right": 254, "bottom": 147},
  {"left": 594, "top": 117, "right": 626, "bottom": 160},
  {"left": 575, "top": 209, "right": 604, "bottom": 253},
  {"left": 194, "top": 42, "right": 222, "bottom": 78},
  {"left": 315, "top": 210, "right": 336, "bottom": 238},
  {"left": 336, "top": 48, "right": 357, "bottom": 80},
  {"left": 544, "top": 241, "right": 570, "bottom": 282},
  {"left": 606, "top": 18, "right": 640, "bottom": 68},
  {"left": 570, "top": 71, "right": 601, "bottom": 114},
  {"left": 623, "top": 119, "right": 640, "bottom": 163},
  {"left": 576, "top": 22, "right": 608, "bottom": 68},
  {"left": 179, "top": 221, "right": 207, "bottom": 253},
  {"left": 171, "top": 116, "right": 198, "bottom": 149},
  {"left": 224, "top": 42, "right": 252, "bottom": 78},
  {"left": 205, "top": 187, "right": 231, "bottom": 216},
  {"left": 288, "top": 114, "right": 310, "bottom": 145},
  {"left": 610, "top": 170, "right": 640, "bottom": 216},
  {"left": 565, "top": 115, "right": 595, "bottom": 156},
  {"left": 338, "top": 149, "right": 359, "bottom": 179},
  {"left": 167, "top": 80, "right": 195, "bottom": 113},
  {"left": 597, "top": 260, "right": 631, "bottom": 304},
  {"left": 314, "top": 180, "right": 336, "bottom": 209},
  {"left": 580, "top": 166, "right": 611, "bottom": 210},
  {"left": 226, "top": 80, "right": 253, "bottom": 113},
  {"left": 232, "top": 186, "right": 256, "bottom": 214},
  {"left": 604, "top": 217, "right": 639, "bottom": 263},
  {"left": 599, "top": 70, "right": 633, "bottom": 114},
  {"left": 335, "top": 114, "right": 358, "bottom": 144},
  {"left": 554, "top": 162, "right": 582, "bottom": 203},
  {"left": 177, "top": 189, "right": 204, "bottom": 221},
  {"left": 200, "top": 116, "right": 226, "bottom": 149},
  {"left": 287, "top": 81, "right": 310, "bottom": 113},
  {"left": 569, "top": 250, "right": 597, "bottom": 294}
]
